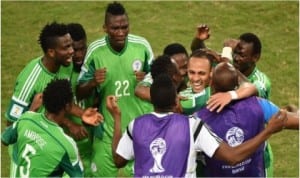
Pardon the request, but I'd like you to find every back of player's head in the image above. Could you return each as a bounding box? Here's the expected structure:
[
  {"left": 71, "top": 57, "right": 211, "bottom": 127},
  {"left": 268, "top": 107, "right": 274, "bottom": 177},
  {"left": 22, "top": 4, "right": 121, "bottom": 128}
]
[
  {"left": 105, "top": 1, "right": 127, "bottom": 24},
  {"left": 38, "top": 21, "right": 69, "bottom": 53},
  {"left": 43, "top": 79, "right": 73, "bottom": 115},
  {"left": 212, "top": 62, "right": 238, "bottom": 92},
  {"left": 163, "top": 43, "right": 188, "bottom": 57},
  {"left": 189, "top": 49, "right": 214, "bottom": 68},
  {"left": 150, "top": 74, "right": 177, "bottom": 110},
  {"left": 239, "top": 32, "right": 261, "bottom": 56},
  {"left": 67, "top": 23, "right": 87, "bottom": 41},
  {"left": 150, "top": 55, "right": 178, "bottom": 80}
]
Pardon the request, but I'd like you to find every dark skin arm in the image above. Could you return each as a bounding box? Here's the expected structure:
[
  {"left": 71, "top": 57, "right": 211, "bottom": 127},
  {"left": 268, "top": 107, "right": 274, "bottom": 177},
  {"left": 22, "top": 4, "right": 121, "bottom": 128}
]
[
  {"left": 135, "top": 84, "right": 151, "bottom": 102},
  {"left": 76, "top": 68, "right": 106, "bottom": 100},
  {"left": 190, "top": 24, "right": 210, "bottom": 52},
  {"left": 106, "top": 95, "right": 129, "bottom": 168},
  {"left": 212, "top": 110, "right": 287, "bottom": 165}
]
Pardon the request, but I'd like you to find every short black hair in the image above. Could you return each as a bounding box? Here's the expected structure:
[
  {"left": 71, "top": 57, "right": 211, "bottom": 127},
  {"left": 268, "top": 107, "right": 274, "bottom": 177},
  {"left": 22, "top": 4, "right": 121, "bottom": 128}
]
[
  {"left": 105, "top": 1, "right": 127, "bottom": 24},
  {"left": 189, "top": 49, "right": 214, "bottom": 68},
  {"left": 43, "top": 79, "right": 73, "bottom": 115},
  {"left": 150, "top": 73, "right": 177, "bottom": 110},
  {"left": 163, "top": 43, "right": 188, "bottom": 56},
  {"left": 38, "top": 21, "right": 69, "bottom": 53},
  {"left": 67, "top": 23, "right": 87, "bottom": 41},
  {"left": 150, "top": 55, "right": 178, "bottom": 80},
  {"left": 239, "top": 32, "right": 261, "bottom": 56}
]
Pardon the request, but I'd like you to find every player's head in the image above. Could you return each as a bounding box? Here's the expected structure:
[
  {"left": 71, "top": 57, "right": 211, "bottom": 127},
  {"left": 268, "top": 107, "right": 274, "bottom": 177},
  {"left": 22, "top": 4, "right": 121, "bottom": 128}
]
[
  {"left": 104, "top": 1, "right": 129, "bottom": 51},
  {"left": 211, "top": 62, "right": 238, "bottom": 93},
  {"left": 233, "top": 32, "right": 262, "bottom": 75},
  {"left": 150, "top": 55, "right": 183, "bottom": 91},
  {"left": 43, "top": 79, "right": 73, "bottom": 115},
  {"left": 150, "top": 73, "right": 177, "bottom": 111},
  {"left": 38, "top": 21, "right": 73, "bottom": 67},
  {"left": 67, "top": 23, "right": 87, "bottom": 72},
  {"left": 187, "top": 49, "right": 214, "bottom": 93},
  {"left": 163, "top": 43, "right": 189, "bottom": 78}
]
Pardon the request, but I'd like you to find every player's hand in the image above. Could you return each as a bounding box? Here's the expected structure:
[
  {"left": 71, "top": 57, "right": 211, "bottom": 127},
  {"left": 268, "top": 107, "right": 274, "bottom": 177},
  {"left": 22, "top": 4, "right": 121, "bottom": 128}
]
[
  {"left": 94, "top": 68, "right": 106, "bottom": 84},
  {"left": 196, "top": 24, "right": 210, "bottom": 41},
  {"left": 266, "top": 109, "right": 287, "bottom": 134},
  {"left": 82, "top": 108, "right": 103, "bottom": 126},
  {"left": 135, "top": 71, "right": 146, "bottom": 82},
  {"left": 29, "top": 93, "right": 43, "bottom": 111},
  {"left": 223, "top": 39, "right": 239, "bottom": 49},
  {"left": 206, "top": 92, "right": 232, "bottom": 113},
  {"left": 203, "top": 48, "right": 222, "bottom": 63},
  {"left": 106, "top": 95, "right": 121, "bottom": 118},
  {"left": 66, "top": 121, "right": 88, "bottom": 140}
]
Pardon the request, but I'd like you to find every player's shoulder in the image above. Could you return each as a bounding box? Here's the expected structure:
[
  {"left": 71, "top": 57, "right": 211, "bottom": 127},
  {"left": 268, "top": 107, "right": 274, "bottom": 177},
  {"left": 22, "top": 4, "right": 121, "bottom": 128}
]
[
  {"left": 87, "top": 36, "right": 107, "bottom": 51},
  {"left": 128, "top": 34, "right": 151, "bottom": 45}
]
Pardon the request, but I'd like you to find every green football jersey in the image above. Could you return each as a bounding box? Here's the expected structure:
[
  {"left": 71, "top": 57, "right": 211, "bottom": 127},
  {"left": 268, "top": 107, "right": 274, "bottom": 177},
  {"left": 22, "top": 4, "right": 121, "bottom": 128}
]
[
  {"left": 5, "top": 57, "right": 73, "bottom": 122},
  {"left": 179, "top": 87, "right": 211, "bottom": 115},
  {"left": 247, "top": 67, "right": 271, "bottom": 99},
  {"left": 1, "top": 111, "right": 83, "bottom": 177},
  {"left": 79, "top": 34, "right": 154, "bottom": 143}
]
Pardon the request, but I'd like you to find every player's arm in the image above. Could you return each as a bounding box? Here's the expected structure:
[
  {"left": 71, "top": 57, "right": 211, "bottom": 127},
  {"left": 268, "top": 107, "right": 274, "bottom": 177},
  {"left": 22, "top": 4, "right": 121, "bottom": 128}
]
[
  {"left": 259, "top": 98, "right": 299, "bottom": 130},
  {"left": 212, "top": 110, "right": 286, "bottom": 165},
  {"left": 29, "top": 93, "right": 43, "bottom": 112},
  {"left": 106, "top": 96, "right": 129, "bottom": 168},
  {"left": 207, "top": 81, "right": 257, "bottom": 113},
  {"left": 134, "top": 73, "right": 152, "bottom": 102},
  {"left": 76, "top": 60, "right": 106, "bottom": 100},
  {"left": 190, "top": 24, "right": 210, "bottom": 52},
  {"left": 1, "top": 122, "right": 18, "bottom": 146}
]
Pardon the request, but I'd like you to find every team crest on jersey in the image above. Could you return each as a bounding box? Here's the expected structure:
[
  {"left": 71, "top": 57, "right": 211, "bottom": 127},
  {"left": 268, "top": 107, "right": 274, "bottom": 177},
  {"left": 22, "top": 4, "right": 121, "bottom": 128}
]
[
  {"left": 132, "top": 60, "right": 142, "bottom": 71},
  {"left": 149, "top": 138, "right": 166, "bottom": 173},
  {"left": 226, "top": 127, "right": 244, "bottom": 147}
]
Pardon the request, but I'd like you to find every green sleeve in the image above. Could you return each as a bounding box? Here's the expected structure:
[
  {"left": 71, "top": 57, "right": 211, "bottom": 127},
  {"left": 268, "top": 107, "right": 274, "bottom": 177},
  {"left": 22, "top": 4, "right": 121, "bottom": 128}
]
[{"left": 1, "top": 122, "right": 18, "bottom": 145}]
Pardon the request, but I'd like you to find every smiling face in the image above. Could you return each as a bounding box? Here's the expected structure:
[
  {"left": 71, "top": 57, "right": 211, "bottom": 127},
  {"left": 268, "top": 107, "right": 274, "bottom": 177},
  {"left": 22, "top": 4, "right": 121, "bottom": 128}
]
[
  {"left": 187, "top": 56, "right": 212, "bottom": 93},
  {"left": 104, "top": 14, "right": 129, "bottom": 52},
  {"left": 233, "top": 40, "right": 259, "bottom": 76},
  {"left": 52, "top": 33, "right": 74, "bottom": 67}
]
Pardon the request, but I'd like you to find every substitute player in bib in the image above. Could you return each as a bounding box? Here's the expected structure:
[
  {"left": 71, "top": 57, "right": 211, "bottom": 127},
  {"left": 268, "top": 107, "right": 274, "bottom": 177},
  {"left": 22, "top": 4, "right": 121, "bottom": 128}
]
[
  {"left": 76, "top": 2, "right": 154, "bottom": 176},
  {"left": 196, "top": 62, "right": 299, "bottom": 177},
  {"left": 107, "top": 73, "right": 287, "bottom": 177},
  {"left": 2, "top": 79, "right": 83, "bottom": 177}
]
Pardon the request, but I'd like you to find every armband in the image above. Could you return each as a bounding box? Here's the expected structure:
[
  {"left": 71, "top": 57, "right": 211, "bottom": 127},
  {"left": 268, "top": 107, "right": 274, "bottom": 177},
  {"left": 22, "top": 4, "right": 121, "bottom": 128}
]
[{"left": 228, "top": 90, "right": 238, "bottom": 100}]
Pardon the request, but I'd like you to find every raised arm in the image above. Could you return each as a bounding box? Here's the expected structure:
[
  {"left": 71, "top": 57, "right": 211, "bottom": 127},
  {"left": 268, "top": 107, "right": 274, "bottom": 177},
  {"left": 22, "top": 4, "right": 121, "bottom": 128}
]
[{"left": 106, "top": 95, "right": 129, "bottom": 168}]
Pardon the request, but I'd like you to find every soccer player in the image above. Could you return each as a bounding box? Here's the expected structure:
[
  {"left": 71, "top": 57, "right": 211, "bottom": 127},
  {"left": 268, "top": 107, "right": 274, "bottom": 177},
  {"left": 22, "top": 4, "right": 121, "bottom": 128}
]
[
  {"left": 1, "top": 79, "right": 83, "bottom": 177},
  {"left": 135, "top": 43, "right": 189, "bottom": 102},
  {"left": 195, "top": 62, "right": 299, "bottom": 177},
  {"left": 76, "top": 2, "right": 154, "bottom": 176},
  {"left": 180, "top": 49, "right": 257, "bottom": 115},
  {"left": 107, "top": 73, "right": 287, "bottom": 177},
  {"left": 67, "top": 22, "right": 94, "bottom": 176},
  {"left": 5, "top": 21, "right": 102, "bottom": 139},
  {"left": 222, "top": 33, "right": 273, "bottom": 176}
]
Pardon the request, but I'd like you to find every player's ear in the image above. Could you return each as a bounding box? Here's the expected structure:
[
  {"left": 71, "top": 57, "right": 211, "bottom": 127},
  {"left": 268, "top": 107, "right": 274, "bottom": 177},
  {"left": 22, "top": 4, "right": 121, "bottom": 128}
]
[{"left": 47, "top": 48, "right": 55, "bottom": 58}]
